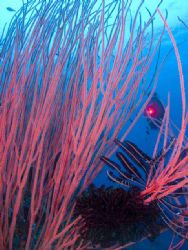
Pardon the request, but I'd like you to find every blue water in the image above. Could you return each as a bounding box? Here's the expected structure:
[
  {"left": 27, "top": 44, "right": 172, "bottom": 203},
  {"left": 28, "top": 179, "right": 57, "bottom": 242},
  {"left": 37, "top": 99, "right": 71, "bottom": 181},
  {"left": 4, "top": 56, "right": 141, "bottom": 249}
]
[
  {"left": 94, "top": 24, "right": 188, "bottom": 250},
  {"left": 1, "top": 1, "right": 188, "bottom": 249}
]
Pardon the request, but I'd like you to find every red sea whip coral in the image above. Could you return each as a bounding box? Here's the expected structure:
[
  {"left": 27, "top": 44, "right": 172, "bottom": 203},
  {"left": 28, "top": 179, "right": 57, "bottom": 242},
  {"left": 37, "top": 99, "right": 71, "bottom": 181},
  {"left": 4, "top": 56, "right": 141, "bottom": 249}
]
[
  {"left": 102, "top": 8, "right": 188, "bottom": 249},
  {"left": 0, "top": 0, "right": 181, "bottom": 249}
]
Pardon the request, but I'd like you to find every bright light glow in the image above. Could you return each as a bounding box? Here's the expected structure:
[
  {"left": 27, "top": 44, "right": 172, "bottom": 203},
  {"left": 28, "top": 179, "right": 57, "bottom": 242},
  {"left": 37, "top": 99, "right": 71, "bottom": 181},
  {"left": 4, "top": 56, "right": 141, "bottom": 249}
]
[{"left": 146, "top": 107, "right": 155, "bottom": 116}]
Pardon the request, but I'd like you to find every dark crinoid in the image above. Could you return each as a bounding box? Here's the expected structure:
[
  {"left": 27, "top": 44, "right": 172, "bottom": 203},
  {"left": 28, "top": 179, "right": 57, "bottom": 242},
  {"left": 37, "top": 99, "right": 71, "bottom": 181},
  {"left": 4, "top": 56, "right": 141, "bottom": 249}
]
[{"left": 74, "top": 184, "right": 164, "bottom": 248}]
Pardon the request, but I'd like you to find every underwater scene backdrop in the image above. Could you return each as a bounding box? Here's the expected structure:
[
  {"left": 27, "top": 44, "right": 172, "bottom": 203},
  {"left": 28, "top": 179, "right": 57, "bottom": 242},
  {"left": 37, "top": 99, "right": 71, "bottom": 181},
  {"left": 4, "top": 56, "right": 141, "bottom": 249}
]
[{"left": 0, "top": 0, "right": 188, "bottom": 249}]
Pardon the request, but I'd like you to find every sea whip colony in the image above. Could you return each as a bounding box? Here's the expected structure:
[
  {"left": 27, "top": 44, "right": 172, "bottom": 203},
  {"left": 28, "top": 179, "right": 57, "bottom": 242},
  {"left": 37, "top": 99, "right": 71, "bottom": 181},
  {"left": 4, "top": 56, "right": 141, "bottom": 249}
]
[{"left": 0, "top": 0, "right": 187, "bottom": 249}]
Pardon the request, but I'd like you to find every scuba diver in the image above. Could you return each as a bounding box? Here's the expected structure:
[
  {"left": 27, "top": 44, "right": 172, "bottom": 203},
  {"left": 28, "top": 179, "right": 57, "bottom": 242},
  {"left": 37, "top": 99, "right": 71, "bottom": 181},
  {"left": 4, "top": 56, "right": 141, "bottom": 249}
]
[{"left": 144, "top": 93, "right": 165, "bottom": 134}]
